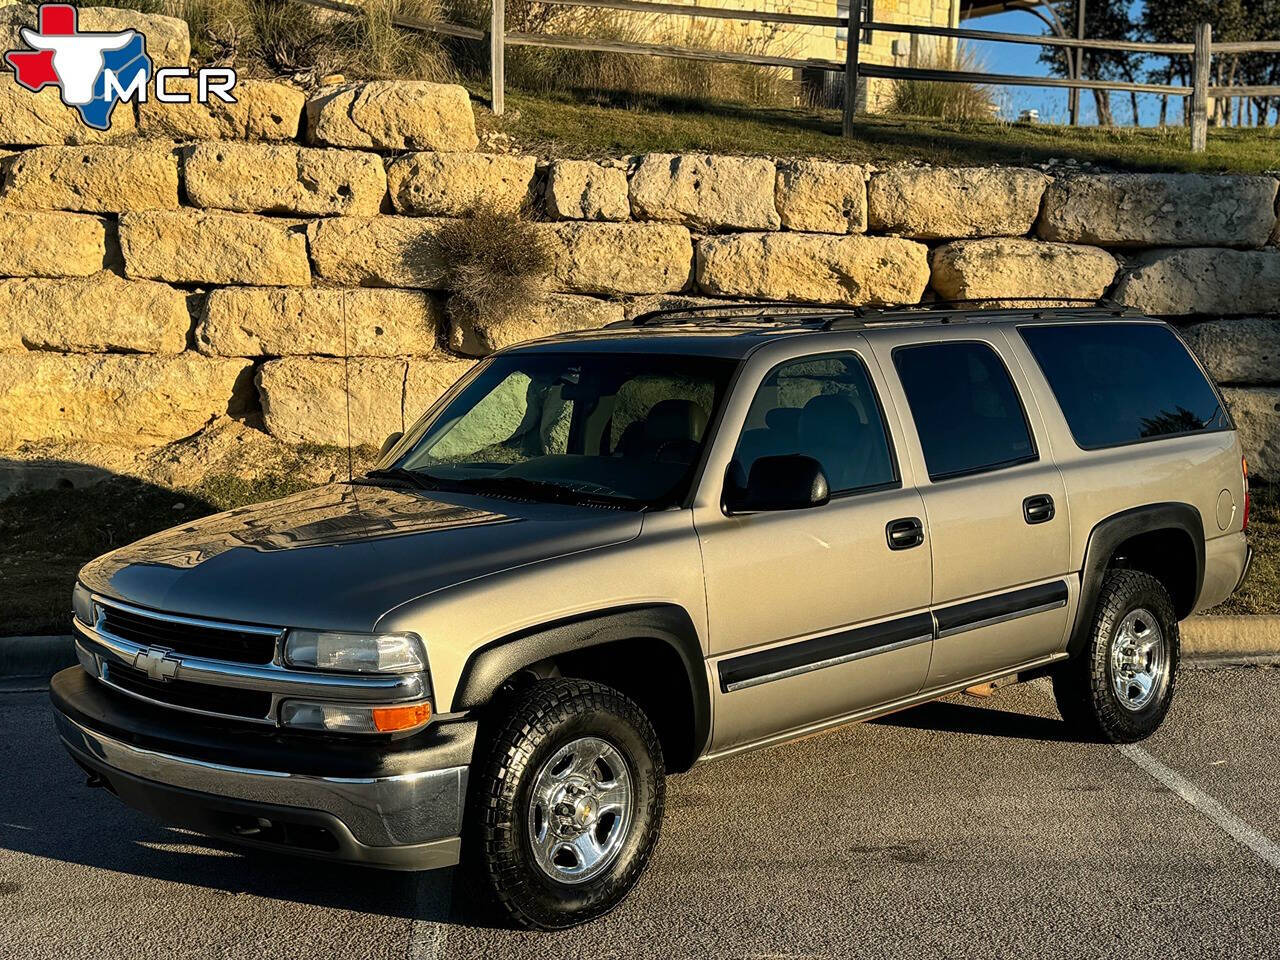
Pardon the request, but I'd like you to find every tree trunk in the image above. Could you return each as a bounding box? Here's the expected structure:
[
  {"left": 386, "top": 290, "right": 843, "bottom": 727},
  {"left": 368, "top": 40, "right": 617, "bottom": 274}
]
[
  {"left": 1130, "top": 91, "right": 1140, "bottom": 126},
  {"left": 1212, "top": 62, "right": 1224, "bottom": 125},
  {"left": 1159, "top": 95, "right": 1168, "bottom": 126},
  {"left": 1092, "top": 88, "right": 1114, "bottom": 126},
  {"left": 1226, "top": 57, "right": 1241, "bottom": 127}
]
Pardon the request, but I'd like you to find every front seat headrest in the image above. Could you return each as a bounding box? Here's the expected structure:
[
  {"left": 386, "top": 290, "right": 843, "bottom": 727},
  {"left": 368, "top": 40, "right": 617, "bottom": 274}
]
[
  {"left": 645, "top": 398, "right": 708, "bottom": 443},
  {"left": 799, "top": 394, "right": 861, "bottom": 449}
]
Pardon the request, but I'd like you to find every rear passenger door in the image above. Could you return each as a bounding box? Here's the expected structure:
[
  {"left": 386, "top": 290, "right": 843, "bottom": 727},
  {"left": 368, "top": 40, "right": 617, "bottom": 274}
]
[
  {"left": 872, "top": 330, "right": 1073, "bottom": 688},
  {"left": 696, "top": 344, "right": 934, "bottom": 753}
]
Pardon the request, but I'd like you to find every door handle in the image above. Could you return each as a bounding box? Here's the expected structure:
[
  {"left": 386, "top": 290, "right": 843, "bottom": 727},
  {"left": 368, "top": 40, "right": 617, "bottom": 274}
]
[
  {"left": 1023, "top": 494, "right": 1056, "bottom": 525},
  {"left": 886, "top": 517, "right": 924, "bottom": 550}
]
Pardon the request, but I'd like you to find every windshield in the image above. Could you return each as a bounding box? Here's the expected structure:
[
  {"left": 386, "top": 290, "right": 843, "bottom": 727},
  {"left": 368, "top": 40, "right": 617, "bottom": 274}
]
[{"left": 383, "top": 352, "right": 738, "bottom": 509}]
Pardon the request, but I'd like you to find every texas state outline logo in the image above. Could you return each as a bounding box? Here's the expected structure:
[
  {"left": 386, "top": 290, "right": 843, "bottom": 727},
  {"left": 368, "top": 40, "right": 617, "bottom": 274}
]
[{"left": 4, "top": 3, "right": 152, "bottom": 130}]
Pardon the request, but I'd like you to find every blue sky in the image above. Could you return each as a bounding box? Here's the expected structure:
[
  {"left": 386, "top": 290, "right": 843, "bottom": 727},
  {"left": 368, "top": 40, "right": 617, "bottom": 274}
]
[{"left": 961, "top": 0, "right": 1180, "bottom": 125}]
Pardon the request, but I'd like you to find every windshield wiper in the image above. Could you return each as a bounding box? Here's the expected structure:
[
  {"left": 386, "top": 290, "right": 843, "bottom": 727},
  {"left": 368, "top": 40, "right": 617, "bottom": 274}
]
[
  {"left": 449, "top": 475, "right": 642, "bottom": 510},
  {"left": 356, "top": 467, "right": 444, "bottom": 491}
]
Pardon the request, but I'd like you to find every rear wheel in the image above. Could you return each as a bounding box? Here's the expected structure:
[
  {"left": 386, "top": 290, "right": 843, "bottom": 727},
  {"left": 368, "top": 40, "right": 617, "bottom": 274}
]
[
  {"left": 470, "top": 679, "right": 665, "bottom": 929},
  {"left": 1052, "top": 570, "right": 1179, "bottom": 743}
]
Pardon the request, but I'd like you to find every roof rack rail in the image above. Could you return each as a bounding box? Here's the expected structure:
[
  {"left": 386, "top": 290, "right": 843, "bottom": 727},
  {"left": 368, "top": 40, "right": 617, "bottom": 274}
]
[
  {"left": 627, "top": 300, "right": 865, "bottom": 327},
  {"left": 823, "top": 298, "right": 1138, "bottom": 330},
  {"left": 624, "top": 297, "right": 1138, "bottom": 331}
]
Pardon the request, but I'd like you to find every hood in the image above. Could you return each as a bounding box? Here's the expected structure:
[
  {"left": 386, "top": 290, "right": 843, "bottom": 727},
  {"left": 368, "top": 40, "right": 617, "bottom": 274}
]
[{"left": 80, "top": 483, "right": 643, "bottom": 631}]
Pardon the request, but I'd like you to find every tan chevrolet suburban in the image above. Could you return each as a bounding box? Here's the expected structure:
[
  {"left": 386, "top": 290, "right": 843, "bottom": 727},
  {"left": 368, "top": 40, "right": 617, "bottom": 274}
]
[{"left": 51, "top": 302, "right": 1252, "bottom": 928}]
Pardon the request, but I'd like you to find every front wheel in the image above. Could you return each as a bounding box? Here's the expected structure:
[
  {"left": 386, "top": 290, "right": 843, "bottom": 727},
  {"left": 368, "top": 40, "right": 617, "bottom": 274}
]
[
  {"left": 471, "top": 679, "right": 665, "bottom": 929},
  {"left": 1052, "top": 570, "right": 1180, "bottom": 743}
]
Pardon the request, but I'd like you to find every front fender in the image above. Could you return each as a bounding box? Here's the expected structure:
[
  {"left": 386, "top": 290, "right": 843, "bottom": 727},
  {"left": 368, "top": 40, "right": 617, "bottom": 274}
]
[{"left": 453, "top": 604, "right": 711, "bottom": 763}]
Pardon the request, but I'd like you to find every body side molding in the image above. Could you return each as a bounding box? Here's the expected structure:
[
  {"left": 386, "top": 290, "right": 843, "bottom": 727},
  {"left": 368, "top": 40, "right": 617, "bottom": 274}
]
[
  {"left": 934, "top": 581, "right": 1069, "bottom": 638},
  {"left": 717, "top": 613, "right": 934, "bottom": 694},
  {"left": 719, "top": 579, "right": 1072, "bottom": 695}
]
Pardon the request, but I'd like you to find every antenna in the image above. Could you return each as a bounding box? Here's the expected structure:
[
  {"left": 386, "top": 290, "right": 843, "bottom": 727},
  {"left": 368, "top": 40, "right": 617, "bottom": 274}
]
[{"left": 342, "top": 290, "right": 353, "bottom": 483}]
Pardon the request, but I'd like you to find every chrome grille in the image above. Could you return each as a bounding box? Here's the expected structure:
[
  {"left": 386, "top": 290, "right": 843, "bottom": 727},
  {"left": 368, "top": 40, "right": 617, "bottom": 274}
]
[
  {"left": 76, "top": 595, "right": 428, "bottom": 728},
  {"left": 96, "top": 599, "right": 281, "bottom": 665},
  {"left": 103, "top": 661, "right": 274, "bottom": 721}
]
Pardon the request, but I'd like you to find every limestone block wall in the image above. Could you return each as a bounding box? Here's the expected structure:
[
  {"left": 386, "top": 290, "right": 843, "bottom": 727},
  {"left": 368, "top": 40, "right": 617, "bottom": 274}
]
[{"left": 0, "top": 13, "right": 1276, "bottom": 487}]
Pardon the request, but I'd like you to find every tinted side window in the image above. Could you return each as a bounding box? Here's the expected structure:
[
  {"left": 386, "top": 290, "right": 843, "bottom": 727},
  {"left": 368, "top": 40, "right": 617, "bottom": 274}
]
[
  {"left": 1019, "top": 323, "right": 1229, "bottom": 450},
  {"left": 894, "top": 342, "right": 1037, "bottom": 481},
  {"left": 732, "top": 354, "right": 897, "bottom": 495}
]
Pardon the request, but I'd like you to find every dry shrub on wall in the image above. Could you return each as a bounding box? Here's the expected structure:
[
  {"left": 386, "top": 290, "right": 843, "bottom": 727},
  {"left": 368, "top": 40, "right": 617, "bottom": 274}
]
[
  {"left": 164, "top": 0, "right": 454, "bottom": 80},
  {"left": 435, "top": 205, "right": 554, "bottom": 326},
  {"left": 888, "top": 39, "right": 997, "bottom": 122}
]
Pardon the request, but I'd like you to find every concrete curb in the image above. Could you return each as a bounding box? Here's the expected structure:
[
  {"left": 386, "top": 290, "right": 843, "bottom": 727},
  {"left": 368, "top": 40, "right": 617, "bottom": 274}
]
[
  {"left": 1181, "top": 615, "right": 1280, "bottom": 659},
  {"left": 0, "top": 635, "right": 75, "bottom": 680},
  {"left": 0, "top": 616, "right": 1276, "bottom": 683}
]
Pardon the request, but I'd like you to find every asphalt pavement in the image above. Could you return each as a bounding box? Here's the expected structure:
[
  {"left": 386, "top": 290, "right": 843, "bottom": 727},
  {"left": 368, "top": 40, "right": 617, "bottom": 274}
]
[{"left": 3, "top": 667, "right": 1279, "bottom": 959}]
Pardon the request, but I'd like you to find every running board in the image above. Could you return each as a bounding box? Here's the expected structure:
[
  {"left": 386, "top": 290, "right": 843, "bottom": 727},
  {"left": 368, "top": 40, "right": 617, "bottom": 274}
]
[{"left": 702, "top": 651, "right": 1070, "bottom": 762}]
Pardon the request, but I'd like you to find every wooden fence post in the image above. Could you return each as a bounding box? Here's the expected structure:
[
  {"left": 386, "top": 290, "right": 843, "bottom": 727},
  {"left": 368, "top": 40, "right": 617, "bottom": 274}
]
[
  {"left": 491, "top": 0, "right": 505, "bottom": 117},
  {"left": 842, "top": 0, "right": 863, "bottom": 137},
  {"left": 1190, "top": 22, "right": 1211, "bottom": 152}
]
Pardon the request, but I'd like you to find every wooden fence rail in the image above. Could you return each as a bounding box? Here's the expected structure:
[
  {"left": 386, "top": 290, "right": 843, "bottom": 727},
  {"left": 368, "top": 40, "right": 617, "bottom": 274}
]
[{"left": 295, "top": 0, "right": 1280, "bottom": 154}]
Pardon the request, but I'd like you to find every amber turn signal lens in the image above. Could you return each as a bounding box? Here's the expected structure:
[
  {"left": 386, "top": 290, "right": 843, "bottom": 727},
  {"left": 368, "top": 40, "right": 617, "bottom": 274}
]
[{"left": 371, "top": 702, "right": 433, "bottom": 732}]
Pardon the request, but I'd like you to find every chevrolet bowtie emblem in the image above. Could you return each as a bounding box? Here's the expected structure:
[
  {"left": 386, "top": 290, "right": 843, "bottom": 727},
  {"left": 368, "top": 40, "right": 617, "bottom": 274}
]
[{"left": 134, "top": 646, "right": 180, "bottom": 682}]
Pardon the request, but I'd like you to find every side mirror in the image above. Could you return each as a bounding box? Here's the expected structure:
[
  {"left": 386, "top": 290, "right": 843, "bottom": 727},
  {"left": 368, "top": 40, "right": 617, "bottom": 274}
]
[
  {"left": 378, "top": 431, "right": 404, "bottom": 459},
  {"left": 724, "top": 454, "right": 830, "bottom": 514}
]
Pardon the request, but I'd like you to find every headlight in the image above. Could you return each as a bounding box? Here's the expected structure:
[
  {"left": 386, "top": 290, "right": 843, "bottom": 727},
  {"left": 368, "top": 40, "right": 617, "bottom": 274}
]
[
  {"left": 279, "top": 700, "right": 432, "bottom": 734},
  {"left": 72, "top": 583, "right": 95, "bottom": 626},
  {"left": 283, "top": 629, "right": 426, "bottom": 674}
]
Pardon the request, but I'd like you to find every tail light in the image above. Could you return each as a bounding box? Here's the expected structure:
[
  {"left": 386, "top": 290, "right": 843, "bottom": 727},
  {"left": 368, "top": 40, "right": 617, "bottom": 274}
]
[{"left": 1243, "top": 456, "right": 1251, "bottom": 532}]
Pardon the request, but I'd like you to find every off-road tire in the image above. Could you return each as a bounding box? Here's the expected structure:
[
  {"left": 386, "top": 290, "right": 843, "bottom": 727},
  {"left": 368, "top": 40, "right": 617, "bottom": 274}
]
[
  {"left": 470, "top": 678, "right": 665, "bottom": 929},
  {"left": 1052, "top": 570, "right": 1180, "bottom": 743}
]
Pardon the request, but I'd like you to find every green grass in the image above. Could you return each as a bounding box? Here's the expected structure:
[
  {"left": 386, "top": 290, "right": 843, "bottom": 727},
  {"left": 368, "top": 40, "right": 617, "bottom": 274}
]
[
  {"left": 476, "top": 87, "right": 1280, "bottom": 173},
  {"left": 1213, "top": 481, "right": 1278, "bottom": 617},
  {"left": 0, "top": 436, "right": 378, "bottom": 636},
  {"left": 0, "top": 474, "right": 318, "bottom": 636}
]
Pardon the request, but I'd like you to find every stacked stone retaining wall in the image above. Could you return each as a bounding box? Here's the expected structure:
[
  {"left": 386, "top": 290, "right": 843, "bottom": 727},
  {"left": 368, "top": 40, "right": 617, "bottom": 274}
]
[{"left": 0, "top": 7, "right": 1277, "bottom": 489}]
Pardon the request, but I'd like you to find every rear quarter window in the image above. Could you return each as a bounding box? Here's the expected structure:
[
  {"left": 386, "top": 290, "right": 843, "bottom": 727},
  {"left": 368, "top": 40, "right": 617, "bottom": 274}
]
[{"left": 1019, "top": 323, "right": 1230, "bottom": 450}]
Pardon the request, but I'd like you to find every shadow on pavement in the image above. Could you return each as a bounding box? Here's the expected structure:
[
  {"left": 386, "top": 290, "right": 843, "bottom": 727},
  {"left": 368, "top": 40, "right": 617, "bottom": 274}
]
[
  {"left": 0, "top": 692, "right": 487, "bottom": 927},
  {"left": 871, "top": 698, "right": 1082, "bottom": 743}
]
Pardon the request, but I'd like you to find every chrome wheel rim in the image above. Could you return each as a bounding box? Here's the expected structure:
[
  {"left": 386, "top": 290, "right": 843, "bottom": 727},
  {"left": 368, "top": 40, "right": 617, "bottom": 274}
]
[
  {"left": 1109, "top": 608, "right": 1168, "bottom": 712},
  {"left": 527, "top": 736, "right": 633, "bottom": 885}
]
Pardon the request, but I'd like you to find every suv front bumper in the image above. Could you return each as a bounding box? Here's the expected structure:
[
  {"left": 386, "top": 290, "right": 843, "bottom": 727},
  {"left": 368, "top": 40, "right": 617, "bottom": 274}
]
[{"left": 50, "top": 667, "right": 474, "bottom": 871}]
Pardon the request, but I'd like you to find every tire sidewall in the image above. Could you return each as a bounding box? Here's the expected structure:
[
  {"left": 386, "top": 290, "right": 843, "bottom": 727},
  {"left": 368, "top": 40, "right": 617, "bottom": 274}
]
[
  {"left": 1090, "top": 572, "right": 1180, "bottom": 742},
  {"left": 510, "top": 712, "right": 659, "bottom": 909},
  {"left": 479, "top": 681, "right": 665, "bottom": 929}
]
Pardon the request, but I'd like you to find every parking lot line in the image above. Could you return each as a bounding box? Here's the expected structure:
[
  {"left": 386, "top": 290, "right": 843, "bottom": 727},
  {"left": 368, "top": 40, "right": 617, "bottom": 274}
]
[
  {"left": 1117, "top": 743, "right": 1280, "bottom": 870},
  {"left": 406, "top": 871, "right": 451, "bottom": 960}
]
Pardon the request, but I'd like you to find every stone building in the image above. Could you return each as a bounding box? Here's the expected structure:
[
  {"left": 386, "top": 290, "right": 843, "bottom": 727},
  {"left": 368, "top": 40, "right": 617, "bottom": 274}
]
[{"left": 644, "top": 0, "right": 962, "bottom": 110}]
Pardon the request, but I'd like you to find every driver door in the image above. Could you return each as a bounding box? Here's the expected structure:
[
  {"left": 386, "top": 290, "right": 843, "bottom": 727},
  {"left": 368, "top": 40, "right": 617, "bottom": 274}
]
[{"left": 694, "top": 345, "right": 934, "bottom": 753}]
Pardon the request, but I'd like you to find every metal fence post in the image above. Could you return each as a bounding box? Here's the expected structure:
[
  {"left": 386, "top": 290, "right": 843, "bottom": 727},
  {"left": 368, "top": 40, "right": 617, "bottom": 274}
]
[
  {"left": 491, "top": 0, "right": 505, "bottom": 117},
  {"left": 842, "top": 0, "right": 863, "bottom": 137},
  {"left": 1190, "top": 22, "right": 1211, "bottom": 152}
]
